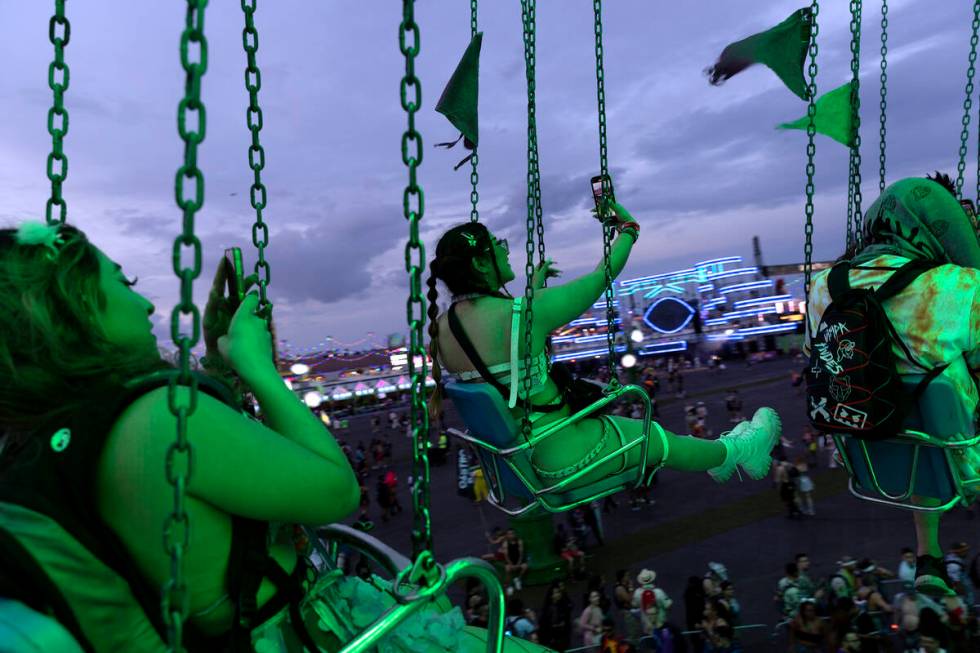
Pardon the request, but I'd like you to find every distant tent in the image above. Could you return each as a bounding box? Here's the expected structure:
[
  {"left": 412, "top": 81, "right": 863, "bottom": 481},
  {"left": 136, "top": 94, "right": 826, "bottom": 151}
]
[
  {"left": 375, "top": 379, "right": 395, "bottom": 390},
  {"left": 396, "top": 376, "right": 412, "bottom": 390},
  {"left": 331, "top": 386, "right": 352, "bottom": 400}
]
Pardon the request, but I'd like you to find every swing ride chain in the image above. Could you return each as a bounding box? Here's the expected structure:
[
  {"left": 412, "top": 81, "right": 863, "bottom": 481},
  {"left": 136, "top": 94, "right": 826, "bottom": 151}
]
[
  {"left": 45, "top": 0, "right": 70, "bottom": 225},
  {"left": 166, "top": 1, "right": 208, "bottom": 650},
  {"left": 957, "top": 0, "right": 980, "bottom": 200},
  {"left": 469, "top": 0, "right": 479, "bottom": 222},
  {"left": 803, "top": 1, "right": 819, "bottom": 304},
  {"left": 520, "top": 0, "right": 539, "bottom": 444},
  {"left": 242, "top": 0, "right": 272, "bottom": 318},
  {"left": 399, "top": 0, "right": 432, "bottom": 561},
  {"left": 878, "top": 0, "right": 888, "bottom": 194},
  {"left": 848, "top": 0, "right": 864, "bottom": 251},
  {"left": 594, "top": 0, "right": 619, "bottom": 389}
]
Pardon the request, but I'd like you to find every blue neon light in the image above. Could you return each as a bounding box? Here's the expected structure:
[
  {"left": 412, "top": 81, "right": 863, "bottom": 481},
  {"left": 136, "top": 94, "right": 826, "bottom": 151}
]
[
  {"left": 737, "top": 323, "right": 799, "bottom": 336},
  {"left": 552, "top": 345, "right": 627, "bottom": 362},
  {"left": 707, "top": 267, "right": 760, "bottom": 281},
  {"left": 718, "top": 280, "right": 774, "bottom": 294},
  {"left": 642, "top": 297, "right": 695, "bottom": 335},
  {"left": 695, "top": 256, "right": 742, "bottom": 268},
  {"left": 733, "top": 294, "right": 793, "bottom": 309}
]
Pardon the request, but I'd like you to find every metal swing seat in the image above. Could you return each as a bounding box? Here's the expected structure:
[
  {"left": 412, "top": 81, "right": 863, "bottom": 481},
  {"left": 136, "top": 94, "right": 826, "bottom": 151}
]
[
  {"left": 831, "top": 372, "right": 980, "bottom": 512},
  {"left": 445, "top": 380, "right": 665, "bottom": 515}
]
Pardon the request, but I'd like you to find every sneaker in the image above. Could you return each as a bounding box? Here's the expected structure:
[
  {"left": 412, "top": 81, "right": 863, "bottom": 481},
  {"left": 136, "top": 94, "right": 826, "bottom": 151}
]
[
  {"left": 708, "top": 408, "right": 782, "bottom": 483},
  {"left": 915, "top": 555, "right": 956, "bottom": 597}
]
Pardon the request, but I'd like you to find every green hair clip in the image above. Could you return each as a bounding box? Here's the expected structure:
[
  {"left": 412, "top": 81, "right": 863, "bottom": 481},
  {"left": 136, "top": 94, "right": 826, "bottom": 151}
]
[{"left": 460, "top": 231, "right": 479, "bottom": 248}]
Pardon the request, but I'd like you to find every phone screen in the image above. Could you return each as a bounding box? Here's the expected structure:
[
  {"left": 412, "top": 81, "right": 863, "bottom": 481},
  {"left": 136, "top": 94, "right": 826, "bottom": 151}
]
[
  {"left": 591, "top": 174, "right": 614, "bottom": 221},
  {"left": 224, "top": 247, "right": 245, "bottom": 307}
]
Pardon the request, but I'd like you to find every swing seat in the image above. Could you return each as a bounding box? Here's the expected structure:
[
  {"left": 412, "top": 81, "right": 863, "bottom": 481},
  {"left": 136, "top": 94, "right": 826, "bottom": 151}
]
[
  {"left": 832, "top": 374, "right": 980, "bottom": 512},
  {"left": 444, "top": 381, "right": 662, "bottom": 515},
  {"left": 315, "top": 524, "right": 552, "bottom": 653}
]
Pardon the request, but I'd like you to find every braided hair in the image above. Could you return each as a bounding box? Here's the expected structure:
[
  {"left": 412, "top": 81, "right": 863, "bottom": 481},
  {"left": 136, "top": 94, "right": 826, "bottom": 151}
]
[{"left": 426, "top": 223, "right": 511, "bottom": 421}]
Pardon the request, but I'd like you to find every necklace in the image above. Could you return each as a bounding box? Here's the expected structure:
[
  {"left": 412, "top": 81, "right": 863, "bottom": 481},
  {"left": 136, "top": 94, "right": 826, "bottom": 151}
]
[{"left": 451, "top": 292, "right": 488, "bottom": 303}]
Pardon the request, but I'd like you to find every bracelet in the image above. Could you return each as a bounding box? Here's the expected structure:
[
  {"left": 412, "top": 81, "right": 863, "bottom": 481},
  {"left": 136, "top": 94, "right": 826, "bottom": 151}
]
[{"left": 617, "top": 220, "right": 640, "bottom": 233}]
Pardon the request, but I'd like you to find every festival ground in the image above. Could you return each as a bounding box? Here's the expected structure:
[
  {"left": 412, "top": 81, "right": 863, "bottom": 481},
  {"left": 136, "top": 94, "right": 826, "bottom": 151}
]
[{"left": 340, "top": 356, "right": 980, "bottom": 648}]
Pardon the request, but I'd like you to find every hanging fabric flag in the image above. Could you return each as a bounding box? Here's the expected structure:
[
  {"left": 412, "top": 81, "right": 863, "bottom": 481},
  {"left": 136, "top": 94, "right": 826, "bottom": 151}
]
[
  {"left": 435, "top": 32, "right": 482, "bottom": 170},
  {"left": 777, "top": 81, "right": 855, "bottom": 147},
  {"left": 706, "top": 7, "right": 813, "bottom": 101}
]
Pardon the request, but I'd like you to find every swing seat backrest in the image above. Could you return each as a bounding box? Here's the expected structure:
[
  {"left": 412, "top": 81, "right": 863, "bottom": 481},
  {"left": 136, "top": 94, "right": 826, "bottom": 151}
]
[
  {"left": 0, "top": 501, "right": 167, "bottom": 653},
  {"left": 838, "top": 373, "right": 979, "bottom": 504},
  {"left": 443, "top": 382, "right": 538, "bottom": 505}
]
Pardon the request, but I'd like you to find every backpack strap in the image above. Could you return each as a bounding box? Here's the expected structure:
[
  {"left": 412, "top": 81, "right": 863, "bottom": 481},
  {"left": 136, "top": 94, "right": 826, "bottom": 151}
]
[
  {"left": 446, "top": 303, "right": 564, "bottom": 413},
  {"left": 826, "top": 262, "right": 854, "bottom": 303},
  {"left": 873, "top": 259, "right": 941, "bottom": 302}
]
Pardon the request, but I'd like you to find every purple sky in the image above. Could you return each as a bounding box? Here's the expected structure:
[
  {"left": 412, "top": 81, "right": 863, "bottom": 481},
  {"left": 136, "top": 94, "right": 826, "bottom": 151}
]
[{"left": 0, "top": 1, "right": 973, "bottom": 351}]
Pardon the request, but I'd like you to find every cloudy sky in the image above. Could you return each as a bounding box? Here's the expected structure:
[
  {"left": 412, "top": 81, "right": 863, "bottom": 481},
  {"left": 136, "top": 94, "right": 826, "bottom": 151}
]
[{"left": 0, "top": 1, "right": 974, "bottom": 351}]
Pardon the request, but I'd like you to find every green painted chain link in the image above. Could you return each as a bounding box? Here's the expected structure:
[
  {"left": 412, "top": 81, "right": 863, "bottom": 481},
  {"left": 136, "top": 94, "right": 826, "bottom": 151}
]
[
  {"left": 165, "top": 2, "right": 208, "bottom": 650},
  {"left": 594, "top": 0, "right": 619, "bottom": 389},
  {"left": 878, "top": 0, "right": 888, "bottom": 193},
  {"left": 803, "top": 2, "right": 820, "bottom": 305},
  {"left": 957, "top": 0, "right": 980, "bottom": 200},
  {"left": 469, "top": 0, "right": 479, "bottom": 222},
  {"left": 241, "top": 0, "right": 273, "bottom": 319},
  {"left": 399, "top": 0, "right": 432, "bottom": 560},
  {"left": 848, "top": 0, "right": 864, "bottom": 251},
  {"left": 520, "top": 0, "right": 540, "bottom": 445},
  {"left": 45, "top": 0, "right": 70, "bottom": 225}
]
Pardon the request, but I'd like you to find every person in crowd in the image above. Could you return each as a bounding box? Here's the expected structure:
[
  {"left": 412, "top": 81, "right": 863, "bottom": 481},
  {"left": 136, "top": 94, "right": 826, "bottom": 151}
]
[
  {"left": 554, "top": 523, "right": 587, "bottom": 579},
  {"left": 538, "top": 581, "right": 573, "bottom": 652},
  {"left": 0, "top": 222, "right": 476, "bottom": 650},
  {"left": 795, "top": 458, "right": 816, "bottom": 516},
  {"left": 804, "top": 173, "right": 980, "bottom": 598},
  {"left": 899, "top": 547, "right": 918, "bottom": 585},
  {"left": 794, "top": 554, "right": 817, "bottom": 602},
  {"left": 632, "top": 568, "right": 672, "bottom": 638},
  {"left": 701, "top": 598, "right": 737, "bottom": 653},
  {"left": 599, "top": 618, "right": 636, "bottom": 653},
  {"left": 832, "top": 557, "right": 860, "bottom": 601},
  {"left": 801, "top": 426, "right": 819, "bottom": 468},
  {"left": 838, "top": 631, "right": 862, "bottom": 653},
  {"left": 943, "top": 541, "right": 975, "bottom": 608},
  {"left": 613, "top": 569, "right": 641, "bottom": 642},
  {"left": 481, "top": 526, "right": 507, "bottom": 564},
  {"left": 425, "top": 216, "right": 784, "bottom": 504},
  {"left": 502, "top": 528, "right": 529, "bottom": 592},
  {"left": 776, "top": 563, "right": 803, "bottom": 619},
  {"left": 579, "top": 590, "right": 606, "bottom": 649},
  {"left": 465, "top": 578, "right": 488, "bottom": 626},
  {"left": 855, "top": 564, "right": 894, "bottom": 637},
  {"left": 583, "top": 573, "right": 613, "bottom": 617},
  {"left": 504, "top": 598, "right": 538, "bottom": 642},
  {"left": 778, "top": 463, "right": 803, "bottom": 519},
  {"left": 719, "top": 581, "right": 740, "bottom": 627},
  {"left": 703, "top": 562, "right": 728, "bottom": 599},
  {"left": 725, "top": 389, "right": 744, "bottom": 424},
  {"left": 472, "top": 466, "right": 489, "bottom": 503},
  {"left": 789, "top": 599, "right": 828, "bottom": 653},
  {"left": 684, "top": 575, "right": 708, "bottom": 637},
  {"left": 352, "top": 479, "right": 375, "bottom": 531}
]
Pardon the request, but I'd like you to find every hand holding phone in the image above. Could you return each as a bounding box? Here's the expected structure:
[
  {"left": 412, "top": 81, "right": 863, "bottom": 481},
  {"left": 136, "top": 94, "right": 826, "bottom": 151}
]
[
  {"left": 224, "top": 247, "right": 246, "bottom": 310},
  {"left": 591, "top": 174, "right": 616, "bottom": 223}
]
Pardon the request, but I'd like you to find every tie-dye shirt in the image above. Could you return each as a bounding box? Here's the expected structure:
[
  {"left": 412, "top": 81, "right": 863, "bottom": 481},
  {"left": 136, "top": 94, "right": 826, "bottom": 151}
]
[{"left": 803, "top": 255, "right": 980, "bottom": 410}]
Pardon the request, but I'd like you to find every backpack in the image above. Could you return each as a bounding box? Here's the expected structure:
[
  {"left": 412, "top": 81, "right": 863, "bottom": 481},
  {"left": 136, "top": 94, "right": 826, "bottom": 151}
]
[
  {"left": 804, "top": 259, "right": 948, "bottom": 441},
  {"left": 641, "top": 588, "right": 658, "bottom": 614}
]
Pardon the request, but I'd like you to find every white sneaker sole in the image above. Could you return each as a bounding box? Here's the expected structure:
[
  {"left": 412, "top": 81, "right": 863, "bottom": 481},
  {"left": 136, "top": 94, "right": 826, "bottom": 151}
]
[{"left": 741, "top": 408, "right": 781, "bottom": 480}]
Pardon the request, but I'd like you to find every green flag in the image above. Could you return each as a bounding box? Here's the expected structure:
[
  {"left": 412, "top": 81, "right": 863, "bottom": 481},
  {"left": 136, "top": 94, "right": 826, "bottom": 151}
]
[
  {"left": 707, "top": 8, "right": 813, "bottom": 101},
  {"left": 777, "top": 81, "right": 855, "bottom": 147},
  {"left": 436, "top": 32, "right": 482, "bottom": 169}
]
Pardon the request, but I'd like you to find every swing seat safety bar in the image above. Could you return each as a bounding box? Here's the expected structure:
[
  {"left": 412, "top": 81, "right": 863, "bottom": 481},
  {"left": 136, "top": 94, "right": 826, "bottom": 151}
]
[
  {"left": 830, "top": 373, "right": 980, "bottom": 513},
  {"left": 446, "top": 382, "right": 665, "bottom": 515}
]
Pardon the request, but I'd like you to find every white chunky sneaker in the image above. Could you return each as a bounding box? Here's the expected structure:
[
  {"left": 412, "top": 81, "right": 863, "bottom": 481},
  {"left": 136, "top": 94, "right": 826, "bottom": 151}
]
[{"left": 707, "top": 407, "right": 782, "bottom": 483}]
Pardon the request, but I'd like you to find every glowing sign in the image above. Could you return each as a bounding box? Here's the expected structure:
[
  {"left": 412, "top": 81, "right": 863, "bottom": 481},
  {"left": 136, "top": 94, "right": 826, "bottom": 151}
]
[
  {"left": 733, "top": 294, "right": 793, "bottom": 309},
  {"left": 642, "top": 297, "right": 695, "bottom": 335},
  {"left": 718, "top": 280, "right": 774, "bottom": 294}
]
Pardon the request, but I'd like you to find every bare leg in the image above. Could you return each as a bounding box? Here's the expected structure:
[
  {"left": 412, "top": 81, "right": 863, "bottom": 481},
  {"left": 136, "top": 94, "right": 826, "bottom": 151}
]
[{"left": 912, "top": 496, "right": 943, "bottom": 557}]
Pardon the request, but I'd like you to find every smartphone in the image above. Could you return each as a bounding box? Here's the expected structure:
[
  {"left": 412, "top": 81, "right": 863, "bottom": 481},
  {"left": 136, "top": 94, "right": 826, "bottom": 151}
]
[
  {"left": 224, "top": 247, "right": 246, "bottom": 309},
  {"left": 591, "top": 174, "right": 615, "bottom": 221}
]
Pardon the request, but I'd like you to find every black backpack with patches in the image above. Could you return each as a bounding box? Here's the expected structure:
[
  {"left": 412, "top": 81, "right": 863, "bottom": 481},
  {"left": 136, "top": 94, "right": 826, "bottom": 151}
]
[{"left": 804, "top": 259, "right": 947, "bottom": 441}]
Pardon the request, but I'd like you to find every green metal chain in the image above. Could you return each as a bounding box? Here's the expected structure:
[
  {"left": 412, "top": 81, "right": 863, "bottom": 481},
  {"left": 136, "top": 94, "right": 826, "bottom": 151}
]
[
  {"left": 594, "top": 0, "right": 619, "bottom": 389},
  {"left": 241, "top": 0, "right": 273, "bottom": 319},
  {"left": 469, "top": 0, "right": 480, "bottom": 222},
  {"left": 45, "top": 0, "right": 70, "bottom": 225},
  {"left": 848, "top": 0, "right": 864, "bottom": 250},
  {"left": 957, "top": 0, "right": 980, "bottom": 200},
  {"left": 878, "top": 0, "right": 888, "bottom": 193},
  {"left": 520, "top": 0, "right": 538, "bottom": 445},
  {"left": 399, "top": 0, "right": 432, "bottom": 561},
  {"left": 165, "top": 1, "right": 208, "bottom": 650},
  {"left": 803, "top": 2, "right": 820, "bottom": 305}
]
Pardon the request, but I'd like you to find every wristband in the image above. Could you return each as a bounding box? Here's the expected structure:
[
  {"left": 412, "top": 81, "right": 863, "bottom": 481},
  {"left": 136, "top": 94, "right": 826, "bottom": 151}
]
[{"left": 617, "top": 220, "right": 640, "bottom": 233}]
